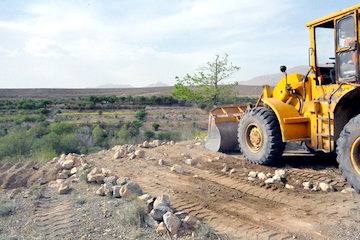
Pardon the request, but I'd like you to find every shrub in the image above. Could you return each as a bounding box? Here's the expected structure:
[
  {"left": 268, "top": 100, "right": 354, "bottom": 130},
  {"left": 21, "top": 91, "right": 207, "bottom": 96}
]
[
  {"left": 157, "top": 131, "right": 180, "bottom": 141},
  {"left": 119, "top": 200, "right": 146, "bottom": 227},
  {"left": 0, "top": 202, "right": 16, "bottom": 217},
  {"left": 0, "top": 129, "right": 35, "bottom": 160},
  {"left": 152, "top": 122, "right": 160, "bottom": 131},
  {"left": 92, "top": 125, "right": 107, "bottom": 146},
  {"left": 144, "top": 130, "right": 155, "bottom": 140},
  {"left": 50, "top": 122, "right": 74, "bottom": 135},
  {"left": 135, "top": 109, "right": 147, "bottom": 121},
  {"left": 59, "top": 133, "right": 81, "bottom": 154}
]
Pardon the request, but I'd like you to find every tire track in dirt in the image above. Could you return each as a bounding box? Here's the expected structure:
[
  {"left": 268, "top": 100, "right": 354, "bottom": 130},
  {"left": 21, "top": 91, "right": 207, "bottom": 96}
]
[{"left": 34, "top": 191, "right": 79, "bottom": 239}]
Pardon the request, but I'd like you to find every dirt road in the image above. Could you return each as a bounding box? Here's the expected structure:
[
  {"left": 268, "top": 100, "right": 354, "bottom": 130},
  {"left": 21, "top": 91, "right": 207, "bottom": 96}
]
[{"left": 90, "top": 141, "right": 360, "bottom": 240}]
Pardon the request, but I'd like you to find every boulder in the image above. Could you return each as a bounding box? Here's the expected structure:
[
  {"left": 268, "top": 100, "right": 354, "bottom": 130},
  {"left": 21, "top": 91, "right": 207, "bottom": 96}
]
[
  {"left": 183, "top": 215, "right": 200, "bottom": 229},
  {"left": 302, "top": 182, "right": 312, "bottom": 190},
  {"left": 129, "top": 153, "right": 136, "bottom": 160},
  {"left": 61, "top": 158, "right": 75, "bottom": 170},
  {"left": 163, "top": 212, "right": 181, "bottom": 234},
  {"left": 153, "top": 194, "right": 170, "bottom": 209},
  {"left": 87, "top": 173, "right": 105, "bottom": 184},
  {"left": 70, "top": 167, "right": 78, "bottom": 175},
  {"left": 58, "top": 170, "right": 70, "bottom": 179},
  {"left": 158, "top": 159, "right": 165, "bottom": 166},
  {"left": 119, "top": 181, "right": 143, "bottom": 198},
  {"left": 319, "top": 182, "right": 334, "bottom": 192},
  {"left": 135, "top": 150, "right": 145, "bottom": 158},
  {"left": 247, "top": 177, "right": 256, "bottom": 181},
  {"left": 144, "top": 214, "right": 158, "bottom": 228},
  {"left": 104, "top": 176, "right": 118, "bottom": 186},
  {"left": 184, "top": 159, "right": 197, "bottom": 166},
  {"left": 112, "top": 185, "right": 121, "bottom": 198},
  {"left": 103, "top": 183, "right": 113, "bottom": 197},
  {"left": 341, "top": 187, "right": 356, "bottom": 193},
  {"left": 257, "top": 172, "right": 267, "bottom": 180},
  {"left": 156, "top": 222, "right": 168, "bottom": 235},
  {"left": 142, "top": 141, "right": 150, "bottom": 148},
  {"left": 113, "top": 149, "right": 126, "bottom": 159},
  {"left": 285, "top": 184, "right": 295, "bottom": 190},
  {"left": 274, "top": 169, "right": 287, "bottom": 179},
  {"left": 152, "top": 140, "right": 161, "bottom": 147},
  {"left": 265, "top": 178, "right": 275, "bottom": 184},
  {"left": 170, "top": 165, "right": 184, "bottom": 174},
  {"left": 116, "top": 177, "right": 129, "bottom": 186},
  {"left": 248, "top": 171, "right": 258, "bottom": 178},
  {"left": 101, "top": 168, "right": 112, "bottom": 177},
  {"left": 58, "top": 183, "right": 70, "bottom": 195},
  {"left": 96, "top": 185, "right": 105, "bottom": 196},
  {"left": 150, "top": 204, "right": 172, "bottom": 221}
]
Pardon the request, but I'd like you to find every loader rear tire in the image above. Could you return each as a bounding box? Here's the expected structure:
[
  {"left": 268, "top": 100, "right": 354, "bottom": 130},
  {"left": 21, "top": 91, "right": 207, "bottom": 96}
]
[
  {"left": 336, "top": 114, "right": 360, "bottom": 192},
  {"left": 238, "top": 107, "right": 285, "bottom": 165}
]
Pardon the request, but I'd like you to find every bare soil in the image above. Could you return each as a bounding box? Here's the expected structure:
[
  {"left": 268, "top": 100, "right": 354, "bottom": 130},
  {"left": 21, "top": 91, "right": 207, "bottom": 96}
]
[{"left": 1, "top": 141, "right": 360, "bottom": 240}]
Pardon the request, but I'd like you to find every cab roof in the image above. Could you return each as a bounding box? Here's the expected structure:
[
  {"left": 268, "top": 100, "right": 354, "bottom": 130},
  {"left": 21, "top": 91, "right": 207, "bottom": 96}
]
[{"left": 306, "top": 4, "right": 360, "bottom": 28}]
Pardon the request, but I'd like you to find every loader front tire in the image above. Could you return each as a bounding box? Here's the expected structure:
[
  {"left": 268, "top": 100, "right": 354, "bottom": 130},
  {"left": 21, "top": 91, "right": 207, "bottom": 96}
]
[
  {"left": 337, "top": 114, "right": 360, "bottom": 192},
  {"left": 238, "top": 107, "right": 285, "bottom": 165}
]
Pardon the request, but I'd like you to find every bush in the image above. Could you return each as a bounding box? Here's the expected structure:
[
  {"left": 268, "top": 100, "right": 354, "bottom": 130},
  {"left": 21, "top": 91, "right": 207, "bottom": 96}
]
[
  {"left": 59, "top": 133, "right": 81, "bottom": 154},
  {"left": 92, "top": 125, "right": 107, "bottom": 146},
  {"left": 135, "top": 109, "right": 147, "bottom": 121},
  {"left": 152, "top": 122, "right": 160, "bottom": 131},
  {"left": 119, "top": 200, "right": 146, "bottom": 227},
  {"left": 144, "top": 130, "right": 155, "bottom": 140},
  {"left": 50, "top": 122, "right": 74, "bottom": 135},
  {"left": 0, "top": 129, "right": 35, "bottom": 160},
  {"left": 157, "top": 131, "right": 180, "bottom": 141},
  {"left": 0, "top": 202, "right": 16, "bottom": 217}
]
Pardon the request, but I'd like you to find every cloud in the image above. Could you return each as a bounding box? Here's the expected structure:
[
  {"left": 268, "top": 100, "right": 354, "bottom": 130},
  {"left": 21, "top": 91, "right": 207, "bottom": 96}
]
[{"left": 0, "top": 0, "right": 302, "bottom": 88}]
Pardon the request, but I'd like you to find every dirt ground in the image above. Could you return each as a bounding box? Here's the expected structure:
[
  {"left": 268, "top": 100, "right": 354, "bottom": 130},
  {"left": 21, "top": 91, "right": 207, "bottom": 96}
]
[{"left": 1, "top": 141, "right": 360, "bottom": 240}]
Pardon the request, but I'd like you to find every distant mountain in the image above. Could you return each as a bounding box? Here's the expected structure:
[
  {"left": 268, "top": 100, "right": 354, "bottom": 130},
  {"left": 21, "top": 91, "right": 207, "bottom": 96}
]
[
  {"left": 241, "top": 66, "right": 309, "bottom": 86},
  {"left": 97, "top": 84, "right": 133, "bottom": 88},
  {"left": 146, "top": 82, "right": 169, "bottom": 88}
]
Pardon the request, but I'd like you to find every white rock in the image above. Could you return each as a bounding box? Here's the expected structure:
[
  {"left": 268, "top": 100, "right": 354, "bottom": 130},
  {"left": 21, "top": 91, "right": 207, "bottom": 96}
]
[
  {"left": 319, "top": 182, "right": 334, "bottom": 192},
  {"left": 265, "top": 178, "right": 275, "bottom": 184},
  {"left": 221, "top": 163, "right": 230, "bottom": 173},
  {"left": 129, "top": 153, "right": 136, "bottom": 160},
  {"left": 138, "top": 194, "right": 153, "bottom": 202},
  {"left": 103, "top": 183, "right": 113, "bottom": 197},
  {"left": 70, "top": 167, "right": 78, "bottom": 175},
  {"left": 169, "top": 141, "right": 175, "bottom": 145},
  {"left": 170, "top": 165, "right": 184, "bottom": 174},
  {"left": 285, "top": 184, "right": 295, "bottom": 190},
  {"left": 156, "top": 222, "right": 168, "bottom": 235},
  {"left": 96, "top": 185, "right": 105, "bottom": 196},
  {"left": 302, "top": 182, "right": 312, "bottom": 190},
  {"left": 248, "top": 171, "right": 258, "bottom": 178},
  {"left": 61, "top": 158, "right": 75, "bottom": 170},
  {"left": 341, "top": 187, "right": 356, "bottom": 193},
  {"left": 247, "top": 177, "right": 256, "bottom": 181},
  {"left": 58, "top": 183, "right": 70, "bottom": 194},
  {"left": 116, "top": 177, "right": 129, "bottom": 186},
  {"left": 153, "top": 194, "right": 170, "bottom": 209},
  {"left": 266, "top": 173, "right": 273, "bottom": 178},
  {"left": 113, "top": 149, "right": 125, "bottom": 159},
  {"left": 229, "top": 168, "right": 236, "bottom": 175},
  {"left": 112, "top": 185, "right": 121, "bottom": 198},
  {"left": 184, "top": 159, "right": 197, "bottom": 166},
  {"left": 142, "top": 141, "right": 150, "bottom": 148},
  {"left": 135, "top": 150, "right": 145, "bottom": 158},
  {"left": 119, "top": 181, "right": 143, "bottom": 198},
  {"left": 152, "top": 140, "right": 161, "bottom": 147},
  {"left": 158, "top": 159, "right": 165, "bottom": 166},
  {"left": 257, "top": 172, "right": 267, "bottom": 180},
  {"left": 163, "top": 212, "right": 181, "bottom": 234},
  {"left": 274, "top": 169, "right": 287, "bottom": 179}
]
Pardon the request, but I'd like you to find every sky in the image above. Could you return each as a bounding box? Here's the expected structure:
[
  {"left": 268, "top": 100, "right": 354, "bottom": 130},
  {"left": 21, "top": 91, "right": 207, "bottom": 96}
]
[{"left": 0, "top": 0, "right": 359, "bottom": 88}]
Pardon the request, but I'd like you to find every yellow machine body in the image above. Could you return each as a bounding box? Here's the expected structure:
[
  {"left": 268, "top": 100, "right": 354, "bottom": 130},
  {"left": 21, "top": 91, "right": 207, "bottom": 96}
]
[{"left": 206, "top": 4, "right": 360, "bottom": 153}]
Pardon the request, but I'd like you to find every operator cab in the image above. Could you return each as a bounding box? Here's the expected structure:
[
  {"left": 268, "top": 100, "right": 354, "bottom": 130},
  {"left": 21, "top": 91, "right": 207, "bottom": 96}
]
[{"left": 309, "top": 9, "right": 359, "bottom": 84}]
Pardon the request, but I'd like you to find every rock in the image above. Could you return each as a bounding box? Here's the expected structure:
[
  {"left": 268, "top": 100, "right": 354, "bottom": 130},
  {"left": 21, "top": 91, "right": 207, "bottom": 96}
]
[
  {"left": 113, "top": 149, "right": 125, "bottom": 159},
  {"left": 229, "top": 168, "right": 236, "bottom": 175},
  {"left": 144, "top": 214, "right": 158, "bottom": 228},
  {"left": 156, "top": 222, "right": 168, "bottom": 235},
  {"left": 265, "top": 178, "right": 275, "bottom": 184},
  {"left": 266, "top": 173, "right": 273, "bottom": 178},
  {"left": 341, "top": 187, "right": 356, "bottom": 193},
  {"left": 158, "top": 159, "right": 165, "bottom": 166},
  {"left": 184, "top": 159, "right": 197, "bottom": 166},
  {"left": 257, "top": 172, "right": 267, "bottom": 180},
  {"left": 135, "top": 150, "right": 145, "bottom": 158},
  {"left": 104, "top": 176, "right": 118, "bottom": 186},
  {"left": 101, "top": 168, "right": 112, "bottom": 177},
  {"left": 274, "top": 169, "right": 287, "bottom": 179},
  {"left": 61, "top": 158, "right": 75, "bottom": 170},
  {"left": 87, "top": 173, "right": 105, "bottom": 184},
  {"left": 103, "top": 183, "right": 113, "bottom": 197},
  {"left": 272, "top": 175, "right": 282, "bottom": 182},
  {"left": 247, "top": 177, "right": 256, "bottom": 181},
  {"left": 58, "top": 170, "right": 70, "bottom": 179},
  {"left": 116, "top": 177, "right": 129, "bottom": 186},
  {"left": 70, "top": 167, "right": 78, "bottom": 175},
  {"left": 221, "top": 163, "right": 230, "bottom": 173},
  {"left": 139, "top": 194, "right": 153, "bottom": 202},
  {"left": 170, "top": 141, "right": 175, "bottom": 145},
  {"left": 319, "top": 182, "right": 334, "bottom": 192},
  {"left": 112, "top": 185, "right": 121, "bottom": 198},
  {"left": 163, "top": 212, "right": 181, "bottom": 234},
  {"left": 174, "top": 211, "right": 188, "bottom": 220},
  {"left": 127, "top": 145, "right": 135, "bottom": 153},
  {"left": 311, "top": 184, "right": 319, "bottom": 192},
  {"left": 150, "top": 204, "right": 172, "bottom": 221},
  {"left": 248, "top": 171, "right": 258, "bottom": 178},
  {"left": 302, "top": 182, "right": 312, "bottom": 190},
  {"left": 58, "top": 183, "right": 70, "bottom": 195},
  {"left": 285, "top": 184, "right": 295, "bottom": 190},
  {"left": 170, "top": 165, "right": 184, "bottom": 174},
  {"left": 96, "top": 185, "right": 105, "bottom": 196},
  {"left": 119, "top": 181, "right": 143, "bottom": 198},
  {"left": 142, "top": 141, "right": 150, "bottom": 148},
  {"left": 181, "top": 153, "right": 191, "bottom": 159},
  {"left": 9, "top": 189, "right": 21, "bottom": 199},
  {"left": 152, "top": 140, "right": 161, "bottom": 147},
  {"left": 153, "top": 194, "right": 170, "bottom": 209},
  {"left": 183, "top": 215, "right": 200, "bottom": 229}
]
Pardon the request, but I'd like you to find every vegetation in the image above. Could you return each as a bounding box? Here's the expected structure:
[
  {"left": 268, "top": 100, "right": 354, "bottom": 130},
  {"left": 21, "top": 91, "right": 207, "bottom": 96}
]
[
  {"left": 0, "top": 202, "right": 16, "bottom": 217},
  {"left": 173, "top": 53, "right": 243, "bottom": 108}
]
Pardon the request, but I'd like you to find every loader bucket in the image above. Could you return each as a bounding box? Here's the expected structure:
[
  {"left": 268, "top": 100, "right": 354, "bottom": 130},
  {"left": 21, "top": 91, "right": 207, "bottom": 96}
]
[{"left": 205, "top": 105, "right": 247, "bottom": 152}]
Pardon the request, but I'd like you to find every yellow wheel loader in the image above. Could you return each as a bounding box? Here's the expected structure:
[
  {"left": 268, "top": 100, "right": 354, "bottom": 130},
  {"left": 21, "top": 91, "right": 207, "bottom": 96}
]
[{"left": 205, "top": 4, "right": 360, "bottom": 192}]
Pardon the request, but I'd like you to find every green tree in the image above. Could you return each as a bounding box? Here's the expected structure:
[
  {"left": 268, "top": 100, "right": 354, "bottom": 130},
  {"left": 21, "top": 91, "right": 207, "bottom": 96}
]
[
  {"left": 172, "top": 53, "right": 240, "bottom": 106},
  {"left": 135, "top": 109, "right": 147, "bottom": 121},
  {"left": 92, "top": 125, "right": 107, "bottom": 146},
  {"left": 144, "top": 130, "right": 155, "bottom": 140},
  {"left": 152, "top": 122, "right": 160, "bottom": 131}
]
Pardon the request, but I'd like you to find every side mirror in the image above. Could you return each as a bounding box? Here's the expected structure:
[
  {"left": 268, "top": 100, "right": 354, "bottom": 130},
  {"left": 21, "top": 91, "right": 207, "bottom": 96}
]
[{"left": 280, "top": 65, "right": 287, "bottom": 73}]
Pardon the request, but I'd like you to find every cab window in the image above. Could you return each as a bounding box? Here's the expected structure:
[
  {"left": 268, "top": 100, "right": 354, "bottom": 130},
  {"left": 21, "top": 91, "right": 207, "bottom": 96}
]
[{"left": 336, "top": 15, "right": 357, "bottom": 81}]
